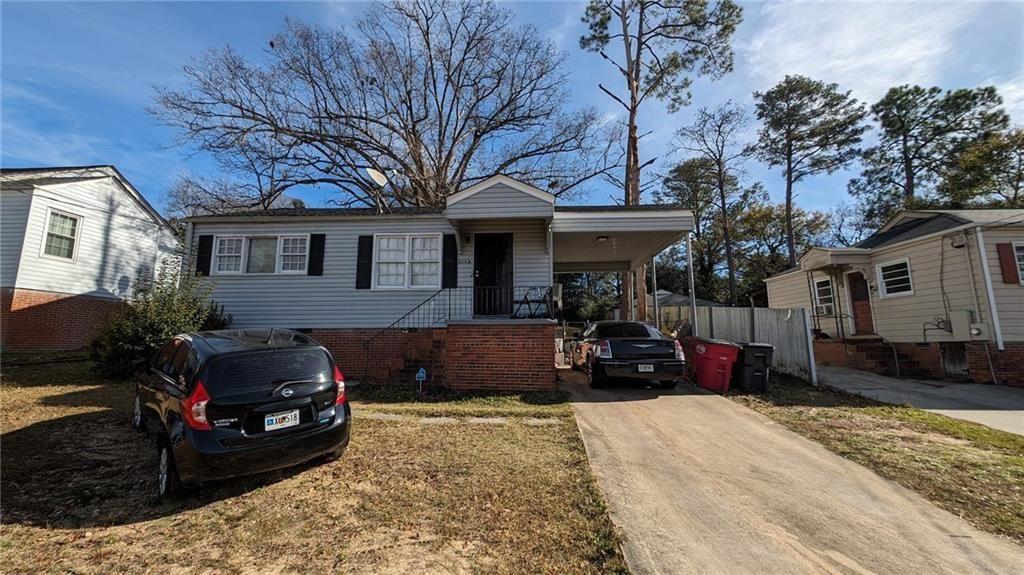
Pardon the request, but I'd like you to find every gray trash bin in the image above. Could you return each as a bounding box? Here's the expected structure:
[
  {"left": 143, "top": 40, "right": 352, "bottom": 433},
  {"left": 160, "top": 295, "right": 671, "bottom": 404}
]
[{"left": 731, "top": 343, "right": 774, "bottom": 394}]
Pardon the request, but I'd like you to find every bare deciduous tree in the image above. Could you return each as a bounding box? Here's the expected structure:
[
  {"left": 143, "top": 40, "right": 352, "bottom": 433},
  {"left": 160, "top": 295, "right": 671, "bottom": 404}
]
[
  {"left": 154, "top": 0, "right": 617, "bottom": 211},
  {"left": 675, "top": 101, "right": 748, "bottom": 306}
]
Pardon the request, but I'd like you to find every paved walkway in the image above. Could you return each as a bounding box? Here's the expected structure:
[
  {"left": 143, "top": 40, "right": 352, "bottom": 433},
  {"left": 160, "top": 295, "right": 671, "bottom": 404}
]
[
  {"left": 564, "top": 373, "right": 1024, "bottom": 575},
  {"left": 817, "top": 365, "right": 1024, "bottom": 435}
]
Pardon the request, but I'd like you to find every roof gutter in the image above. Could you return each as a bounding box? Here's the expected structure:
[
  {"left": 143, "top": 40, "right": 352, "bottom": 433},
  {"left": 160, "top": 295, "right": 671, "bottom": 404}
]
[{"left": 974, "top": 227, "right": 1005, "bottom": 351}]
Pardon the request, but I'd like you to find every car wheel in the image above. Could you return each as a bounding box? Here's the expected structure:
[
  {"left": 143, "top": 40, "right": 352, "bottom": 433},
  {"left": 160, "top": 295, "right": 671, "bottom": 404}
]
[
  {"left": 659, "top": 379, "right": 679, "bottom": 389},
  {"left": 157, "top": 440, "right": 181, "bottom": 501},
  {"left": 587, "top": 361, "right": 605, "bottom": 389},
  {"left": 131, "top": 389, "right": 146, "bottom": 432},
  {"left": 324, "top": 445, "right": 347, "bottom": 462}
]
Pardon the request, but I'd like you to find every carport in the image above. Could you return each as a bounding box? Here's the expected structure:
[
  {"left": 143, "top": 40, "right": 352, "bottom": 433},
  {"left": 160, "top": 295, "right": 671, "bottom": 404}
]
[{"left": 551, "top": 205, "right": 697, "bottom": 328}]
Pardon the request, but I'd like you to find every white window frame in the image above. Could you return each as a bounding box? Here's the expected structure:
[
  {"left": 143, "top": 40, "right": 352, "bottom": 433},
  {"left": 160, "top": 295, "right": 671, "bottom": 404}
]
[
  {"left": 1013, "top": 241, "right": 1024, "bottom": 286},
  {"left": 813, "top": 278, "right": 835, "bottom": 316},
  {"left": 372, "top": 232, "right": 442, "bottom": 290},
  {"left": 40, "top": 207, "right": 83, "bottom": 263},
  {"left": 211, "top": 234, "right": 311, "bottom": 276},
  {"left": 276, "top": 235, "right": 310, "bottom": 275},
  {"left": 212, "top": 235, "right": 245, "bottom": 275},
  {"left": 876, "top": 257, "right": 914, "bottom": 298}
]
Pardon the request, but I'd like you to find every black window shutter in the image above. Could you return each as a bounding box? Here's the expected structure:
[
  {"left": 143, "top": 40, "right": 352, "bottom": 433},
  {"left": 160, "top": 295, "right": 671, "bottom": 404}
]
[
  {"left": 308, "top": 234, "right": 326, "bottom": 276},
  {"left": 442, "top": 234, "right": 457, "bottom": 288},
  {"left": 356, "top": 235, "right": 373, "bottom": 289},
  {"left": 195, "top": 235, "right": 213, "bottom": 276}
]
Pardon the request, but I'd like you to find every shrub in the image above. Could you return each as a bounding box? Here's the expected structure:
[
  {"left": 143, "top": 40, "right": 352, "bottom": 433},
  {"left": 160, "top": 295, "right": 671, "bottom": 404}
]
[{"left": 90, "top": 257, "right": 231, "bottom": 376}]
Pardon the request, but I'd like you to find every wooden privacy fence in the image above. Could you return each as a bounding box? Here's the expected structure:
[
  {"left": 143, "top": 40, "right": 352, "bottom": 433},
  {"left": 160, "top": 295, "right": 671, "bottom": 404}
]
[{"left": 665, "top": 306, "right": 817, "bottom": 384}]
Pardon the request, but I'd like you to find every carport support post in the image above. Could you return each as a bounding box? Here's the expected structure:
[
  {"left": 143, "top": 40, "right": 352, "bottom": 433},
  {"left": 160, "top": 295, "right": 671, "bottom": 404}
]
[
  {"left": 651, "top": 255, "right": 660, "bottom": 330},
  {"left": 686, "top": 232, "right": 699, "bottom": 337}
]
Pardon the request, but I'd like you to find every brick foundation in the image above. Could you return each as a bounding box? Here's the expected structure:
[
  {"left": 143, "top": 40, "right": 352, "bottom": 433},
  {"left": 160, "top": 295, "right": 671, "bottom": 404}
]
[
  {"left": 310, "top": 322, "right": 556, "bottom": 391},
  {"left": 965, "top": 342, "right": 1024, "bottom": 388},
  {"left": 446, "top": 322, "right": 557, "bottom": 391},
  {"left": 1, "top": 288, "right": 123, "bottom": 352},
  {"left": 814, "top": 338, "right": 1023, "bottom": 388}
]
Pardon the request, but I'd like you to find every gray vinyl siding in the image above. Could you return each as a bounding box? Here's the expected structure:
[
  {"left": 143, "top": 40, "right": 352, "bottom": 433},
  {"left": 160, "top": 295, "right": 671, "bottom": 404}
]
[
  {"left": 980, "top": 226, "right": 1024, "bottom": 341},
  {"left": 192, "top": 217, "right": 553, "bottom": 329},
  {"left": 0, "top": 187, "right": 32, "bottom": 287},
  {"left": 765, "top": 270, "right": 841, "bottom": 338},
  {"left": 447, "top": 184, "right": 553, "bottom": 219},
  {"left": 12, "top": 178, "right": 179, "bottom": 299}
]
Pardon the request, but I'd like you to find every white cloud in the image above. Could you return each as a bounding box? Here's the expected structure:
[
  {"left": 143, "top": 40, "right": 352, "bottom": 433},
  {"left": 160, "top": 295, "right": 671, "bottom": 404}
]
[
  {"left": 545, "top": 1, "right": 585, "bottom": 48},
  {"left": 743, "top": 1, "right": 985, "bottom": 103},
  {"left": 0, "top": 117, "right": 105, "bottom": 166},
  {"left": 994, "top": 76, "right": 1024, "bottom": 124}
]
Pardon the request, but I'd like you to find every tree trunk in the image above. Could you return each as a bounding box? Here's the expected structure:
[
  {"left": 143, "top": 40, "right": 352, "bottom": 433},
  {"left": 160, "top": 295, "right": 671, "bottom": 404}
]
[
  {"left": 902, "top": 134, "right": 914, "bottom": 201},
  {"left": 785, "top": 170, "right": 796, "bottom": 268},
  {"left": 718, "top": 166, "right": 738, "bottom": 306}
]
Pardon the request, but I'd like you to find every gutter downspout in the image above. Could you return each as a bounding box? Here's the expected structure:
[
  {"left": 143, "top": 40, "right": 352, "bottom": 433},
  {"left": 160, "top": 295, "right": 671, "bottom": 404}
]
[
  {"left": 686, "top": 232, "right": 699, "bottom": 337},
  {"left": 975, "top": 227, "right": 1005, "bottom": 351}
]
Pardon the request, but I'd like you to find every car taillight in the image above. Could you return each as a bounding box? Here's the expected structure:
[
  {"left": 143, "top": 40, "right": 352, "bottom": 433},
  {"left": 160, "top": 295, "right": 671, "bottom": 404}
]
[
  {"left": 182, "top": 380, "right": 211, "bottom": 430},
  {"left": 674, "top": 340, "right": 685, "bottom": 361},
  {"left": 598, "top": 340, "right": 613, "bottom": 359},
  {"left": 333, "top": 364, "right": 346, "bottom": 405}
]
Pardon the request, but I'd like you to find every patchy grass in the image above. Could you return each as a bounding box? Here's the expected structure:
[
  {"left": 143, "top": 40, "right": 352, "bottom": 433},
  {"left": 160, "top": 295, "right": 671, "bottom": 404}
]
[
  {"left": 348, "top": 384, "right": 573, "bottom": 419},
  {"left": 1, "top": 360, "right": 626, "bottom": 574},
  {"left": 730, "top": 376, "right": 1024, "bottom": 544}
]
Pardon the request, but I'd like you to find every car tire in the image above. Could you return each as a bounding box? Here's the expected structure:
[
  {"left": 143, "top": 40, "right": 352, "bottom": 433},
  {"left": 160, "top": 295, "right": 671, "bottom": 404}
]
[
  {"left": 324, "top": 445, "right": 347, "bottom": 462},
  {"left": 587, "top": 361, "right": 605, "bottom": 389},
  {"left": 131, "top": 389, "right": 146, "bottom": 433},
  {"left": 659, "top": 379, "right": 679, "bottom": 389},
  {"left": 157, "top": 439, "right": 181, "bottom": 501}
]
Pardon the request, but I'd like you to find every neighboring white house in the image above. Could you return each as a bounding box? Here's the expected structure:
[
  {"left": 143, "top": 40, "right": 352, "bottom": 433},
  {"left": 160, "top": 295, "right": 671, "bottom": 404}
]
[
  {"left": 183, "top": 174, "right": 695, "bottom": 390},
  {"left": 1, "top": 165, "right": 181, "bottom": 351},
  {"left": 765, "top": 209, "right": 1024, "bottom": 387}
]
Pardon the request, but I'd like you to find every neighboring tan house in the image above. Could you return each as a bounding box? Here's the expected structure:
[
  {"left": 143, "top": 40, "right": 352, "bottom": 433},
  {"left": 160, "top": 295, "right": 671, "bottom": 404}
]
[
  {"left": 1, "top": 166, "right": 181, "bottom": 351},
  {"left": 765, "top": 209, "right": 1024, "bottom": 387},
  {"left": 183, "top": 175, "right": 695, "bottom": 391}
]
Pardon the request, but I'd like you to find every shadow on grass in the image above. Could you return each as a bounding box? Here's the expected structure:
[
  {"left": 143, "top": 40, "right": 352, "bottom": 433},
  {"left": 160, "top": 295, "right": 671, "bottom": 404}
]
[
  {"left": 1, "top": 385, "right": 320, "bottom": 528},
  {"left": 732, "top": 374, "right": 885, "bottom": 410}
]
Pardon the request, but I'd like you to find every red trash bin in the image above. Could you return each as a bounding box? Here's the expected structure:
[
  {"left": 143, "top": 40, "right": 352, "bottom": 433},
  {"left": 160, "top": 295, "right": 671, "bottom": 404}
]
[{"left": 687, "top": 337, "right": 742, "bottom": 393}]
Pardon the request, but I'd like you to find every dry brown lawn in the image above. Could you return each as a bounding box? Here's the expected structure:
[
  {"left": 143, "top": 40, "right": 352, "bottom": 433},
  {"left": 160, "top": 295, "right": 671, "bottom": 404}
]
[
  {"left": 0, "top": 358, "right": 626, "bottom": 574},
  {"left": 729, "top": 375, "right": 1024, "bottom": 544}
]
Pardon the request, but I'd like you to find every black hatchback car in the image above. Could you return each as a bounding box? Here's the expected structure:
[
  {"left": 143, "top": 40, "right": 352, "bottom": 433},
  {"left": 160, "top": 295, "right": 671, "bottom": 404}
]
[
  {"left": 133, "top": 329, "right": 351, "bottom": 499},
  {"left": 575, "top": 321, "right": 685, "bottom": 389}
]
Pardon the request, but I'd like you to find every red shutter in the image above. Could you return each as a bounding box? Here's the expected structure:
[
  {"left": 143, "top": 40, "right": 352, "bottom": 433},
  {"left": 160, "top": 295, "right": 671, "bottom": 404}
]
[{"left": 996, "top": 243, "right": 1020, "bottom": 284}]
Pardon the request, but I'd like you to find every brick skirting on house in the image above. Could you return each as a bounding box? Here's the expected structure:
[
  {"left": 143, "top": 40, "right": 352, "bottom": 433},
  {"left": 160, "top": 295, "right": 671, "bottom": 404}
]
[
  {"left": 311, "top": 321, "right": 556, "bottom": 391},
  {"left": 813, "top": 339, "right": 1023, "bottom": 388},
  {"left": 1, "top": 288, "right": 123, "bottom": 352}
]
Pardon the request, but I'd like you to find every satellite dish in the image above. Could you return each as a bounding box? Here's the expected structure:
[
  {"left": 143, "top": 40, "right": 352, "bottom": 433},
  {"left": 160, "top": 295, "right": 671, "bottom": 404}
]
[{"left": 366, "top": 168, "right": 389, "bottom": 187}]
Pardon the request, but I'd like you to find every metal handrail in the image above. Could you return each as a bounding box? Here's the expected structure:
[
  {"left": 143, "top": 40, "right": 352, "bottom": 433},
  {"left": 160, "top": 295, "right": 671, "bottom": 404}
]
[{"left": 363, "top": 287, "right": 445, "bottom": 349}]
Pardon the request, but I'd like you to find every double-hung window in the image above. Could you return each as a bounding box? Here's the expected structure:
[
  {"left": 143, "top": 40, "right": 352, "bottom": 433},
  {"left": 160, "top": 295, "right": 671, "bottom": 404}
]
[
  {"left": 279, "top": 236, "right": 309, "bottom": 273},
  {"left": 215, "top": 237, "right": 244, "bottom": 273},
  {"left": 374, "top": 234, "right": 441, "bottom": 289},
  {"left": 212, "top": 235, "right": 309, "bottom": 275},
  {"left": 813, "top": 278, "right": 835, "bottom": 316},
  {"left": 877, "top": 258, "right": 913, "bottom": 297},
  {"left": 43, "top": 209, "right": 81, "bottom": 260}
]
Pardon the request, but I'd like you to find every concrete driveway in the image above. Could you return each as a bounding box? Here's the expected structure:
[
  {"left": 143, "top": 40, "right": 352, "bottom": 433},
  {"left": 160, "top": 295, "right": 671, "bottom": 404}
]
[
  {"left": 564, "top": 372, "right": 1024, "bottom": 575},
  {"left": 817, "top": 365, "right": 1024, "bottom": 435}
]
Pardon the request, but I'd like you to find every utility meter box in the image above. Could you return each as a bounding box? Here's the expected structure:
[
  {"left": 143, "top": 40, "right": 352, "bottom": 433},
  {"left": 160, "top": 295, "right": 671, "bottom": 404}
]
[{"left": 949, "top": 310, "right": 973, "bottom": 341}]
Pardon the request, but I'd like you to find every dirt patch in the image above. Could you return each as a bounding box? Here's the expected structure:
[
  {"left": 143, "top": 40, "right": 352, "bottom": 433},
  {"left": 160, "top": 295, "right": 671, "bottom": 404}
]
[
  {"left": 730, "top": 376, "right": 1024, "bottom": 544},
  {"left": 1, "top": 361, "right": 626, "bottom": 574}
]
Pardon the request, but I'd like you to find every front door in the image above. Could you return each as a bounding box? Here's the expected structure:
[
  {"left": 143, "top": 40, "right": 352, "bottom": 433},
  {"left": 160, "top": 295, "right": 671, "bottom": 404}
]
[
  {"left": 848, "top": 272, "right": 874, "bottom": 335},
  {"left": 474, "top": 233, "right": 513, "bottom": 316}
]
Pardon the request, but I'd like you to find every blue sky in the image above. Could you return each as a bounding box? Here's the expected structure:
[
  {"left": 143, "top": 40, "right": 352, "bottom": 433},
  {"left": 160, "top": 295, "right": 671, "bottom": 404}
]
[{"left": 3, "top": 1, "right": 1023, "bottom": 214}]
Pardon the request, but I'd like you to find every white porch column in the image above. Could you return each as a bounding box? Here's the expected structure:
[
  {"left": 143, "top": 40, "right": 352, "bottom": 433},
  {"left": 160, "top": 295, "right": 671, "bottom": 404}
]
[
  {"left": 651, "top": 256, "right": 659, "bottom": 330},
  {"left": 686, "top": 232, "right": 699, "bottom": 337}
]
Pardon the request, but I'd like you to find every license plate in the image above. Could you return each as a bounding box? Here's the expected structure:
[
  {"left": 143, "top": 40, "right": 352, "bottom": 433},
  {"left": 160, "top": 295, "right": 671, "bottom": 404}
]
[
  {"left": 265, "top": 409, "right": 300, "bottom": 431},
  {"left": 638, "top": 364, "right": 654, "bottom": 373}
]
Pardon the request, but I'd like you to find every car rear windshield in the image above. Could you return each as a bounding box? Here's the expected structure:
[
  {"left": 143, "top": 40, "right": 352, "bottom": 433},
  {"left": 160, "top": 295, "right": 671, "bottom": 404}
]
[
  {"left": 597, "top": 323, "right": 652, "bottom": 338},
  {"left": 202, "top": 349, "right": 332, "bottom": 394}
]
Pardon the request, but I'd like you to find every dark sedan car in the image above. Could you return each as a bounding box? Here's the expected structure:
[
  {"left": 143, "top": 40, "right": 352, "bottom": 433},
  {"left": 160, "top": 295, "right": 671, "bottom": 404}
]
[
  {"left": 575, "top": 321, "right": 685, "bottom": 389},
  {"left": 132, "top": 329, "right": 351, "bottom": 499}
]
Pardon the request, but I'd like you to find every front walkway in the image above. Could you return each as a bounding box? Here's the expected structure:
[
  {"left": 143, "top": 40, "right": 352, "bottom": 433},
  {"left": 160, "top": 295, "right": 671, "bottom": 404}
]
[
  {"left": 817, "top": 365, "right": 1024, "bottom": 436},
  {"left": 563, "top": 372, "right": 1024, "bottom": 575}
]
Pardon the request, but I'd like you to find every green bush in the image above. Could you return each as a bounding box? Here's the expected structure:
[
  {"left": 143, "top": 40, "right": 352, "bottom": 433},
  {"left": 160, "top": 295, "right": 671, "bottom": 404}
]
[{"left": 90, "top": 258, "right": 232, "bottom": 376}]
